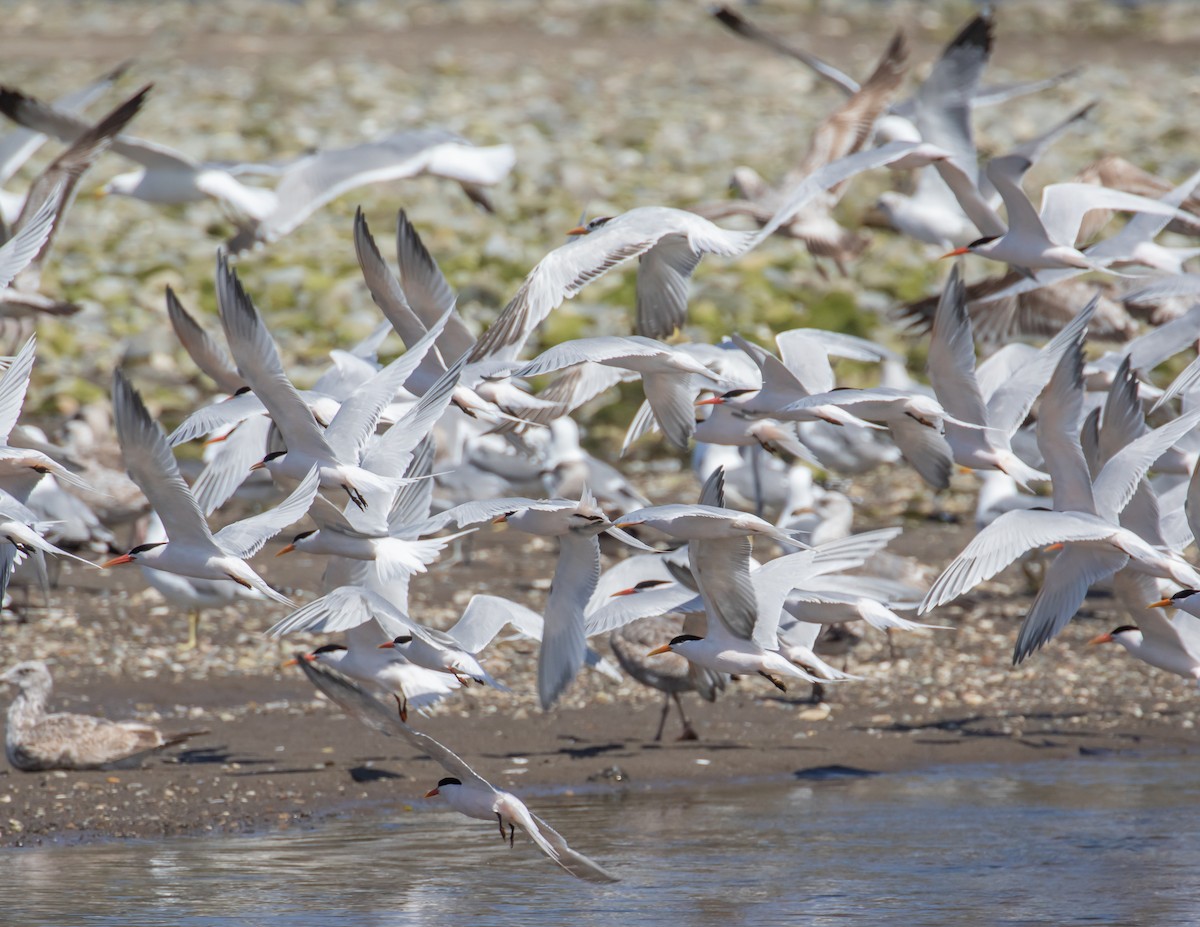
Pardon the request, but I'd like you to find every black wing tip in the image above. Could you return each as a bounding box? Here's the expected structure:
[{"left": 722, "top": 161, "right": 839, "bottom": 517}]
[
  {"left": 0, "top": 85, "right": 36, "bottom": 120},
  {"left": 955, "top": 11, "right": 995, "bottom": 50}
]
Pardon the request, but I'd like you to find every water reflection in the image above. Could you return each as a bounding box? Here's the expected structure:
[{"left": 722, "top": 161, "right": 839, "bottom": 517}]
[{"left": 6, "top": 753, "right": 1200, "bottom": 926}]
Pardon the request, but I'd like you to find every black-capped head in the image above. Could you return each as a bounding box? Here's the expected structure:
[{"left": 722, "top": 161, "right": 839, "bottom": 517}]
[
  {"left": 1110, "top": 625, "right": 1139, "bottom": 636},
  {"left": 312, "top": 643, "right": 348, "bottom": 655},
  {"left": 291, "top": 529, "right": 317, "bottom": 543},
  {"left": 669, "top": 634, "right": 703, "bottom": 646},
  {"left": 130, "top": 541, "right": 167, "bottom": 555},
  {"left": 391, "top": 634, "right": 413, "bottom": 645},
  {"left": 1171, "top": 589, "right": 1197, "bottom": 601},
  {"left": 721, "top": 388, "right": 755, "bottom": 400},
  {"left": 635, "top": 579, "right": 672, "bottom": 591},
  {"left": 437, "top": 777, "right": 462, "bottom": 788},
  {"left": 967, "top": 235, "right": 999, "bottom": 249},
  {"left": 262, "top": 450, "right": 287, "bottom": 463}
]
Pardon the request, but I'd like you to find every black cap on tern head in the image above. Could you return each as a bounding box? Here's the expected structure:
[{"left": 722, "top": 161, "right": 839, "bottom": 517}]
[{"left": 437, "top": 777, "right": 462, "bottom": 788}]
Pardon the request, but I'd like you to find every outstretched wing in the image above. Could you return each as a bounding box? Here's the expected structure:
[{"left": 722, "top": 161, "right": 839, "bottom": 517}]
[{"left": 295, "top": 656, "right": 494, "bottom": 792}]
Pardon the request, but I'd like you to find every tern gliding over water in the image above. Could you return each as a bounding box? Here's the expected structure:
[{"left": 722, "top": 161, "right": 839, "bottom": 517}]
[{"left": 296, "top": 655, "right": 618, "bottom": 883}]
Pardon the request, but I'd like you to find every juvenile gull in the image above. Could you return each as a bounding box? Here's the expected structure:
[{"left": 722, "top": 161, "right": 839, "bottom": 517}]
[{"left": 1, "top": 660, "right": 205, "bottom": 771}]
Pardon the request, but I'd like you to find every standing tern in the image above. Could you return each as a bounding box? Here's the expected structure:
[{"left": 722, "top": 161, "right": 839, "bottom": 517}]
[{"left": 295, "top": 655, "right": 619, "bottom": 883}]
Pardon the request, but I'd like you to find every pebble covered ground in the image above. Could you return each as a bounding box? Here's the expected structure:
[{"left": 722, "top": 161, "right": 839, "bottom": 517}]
[{"left": 2, "top": 0, "right": 1200, "bottom": 844}]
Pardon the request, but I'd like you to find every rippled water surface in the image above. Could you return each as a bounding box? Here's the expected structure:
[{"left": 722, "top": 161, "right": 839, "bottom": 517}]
[{"left": 8, "top": 753, "right": 1200, "bottom": 926}]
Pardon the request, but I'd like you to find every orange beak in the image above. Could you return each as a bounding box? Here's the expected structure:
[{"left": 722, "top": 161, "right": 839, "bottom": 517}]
[
  {"left": 646, "top": 644, "right": 672, "bottom": 656},
  {"left": 610, "top": 587, "right": 637, "bottom": 597},
  {"left": 378, "top": 642, "right": 396, "bottom": 650},
  {"left": 249, "top": 461, "right": 267, "bottom": 471},
  {"left": 940, "top": 247, "right": 971, "bottom": 259},
  {"left": 102, "top": 554, "right": 134, "bottom": 568},
  {"left": 1043, "top": 543, "right": 1064, "bottom": 553},
  {"left": 275, "top": 543, "right": 295, "bottom": 557},
  {"left": 565, "top": 225, "right": 588, "bottom": 236},
  {"left": 492, "top": 514, "right": 508, "bottom": 524},
  {"left": 424, "top": 786, "right": 440, "bottom": 798},
  {"left": 281, "top": 655, "right": 315, "bottom": 668},
  {"left": 1147, "top": 598, "right": 1173, "bottom": 609},
  {"left": 695, "top": 397, "right": 724, "bottom": 406},
  {"left": 205, "top": 434, "right": 229, "bottom": 446},
  {"left": 1087, "top": 632, "right": 1114, "bottom": 646}
]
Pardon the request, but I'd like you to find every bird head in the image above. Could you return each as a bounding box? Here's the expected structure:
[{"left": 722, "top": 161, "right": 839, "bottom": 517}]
[
  {"left": 425, "top": 776, "right": 462, "bottom": 798},
  {"left": 1088, "top": 625, "right": 1139, "bottom": 646},
  {"left": 566, "top": 216, "right": 612, "bottom": 236},
  {"left": 102, "top": 541, "right": 166, "bottom": 567},
  {"left": 276, "top": 529, "right": 316, "bottom": 557}
]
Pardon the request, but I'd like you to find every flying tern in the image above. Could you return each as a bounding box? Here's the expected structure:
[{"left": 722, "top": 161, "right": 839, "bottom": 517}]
[
  {"left": 106, "top": 370, "right": 314, "bottom": 607},
  {"left": 295, "top": 655, "right": 619, "bottom": 883}
]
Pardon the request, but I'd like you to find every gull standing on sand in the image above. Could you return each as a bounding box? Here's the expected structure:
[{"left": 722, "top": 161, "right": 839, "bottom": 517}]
[
  {"left": 296, "top": 655, "right": 619, "bottom": 883},
  {"left": 2, "top": 660, "right": 205, "bottom": 771}
]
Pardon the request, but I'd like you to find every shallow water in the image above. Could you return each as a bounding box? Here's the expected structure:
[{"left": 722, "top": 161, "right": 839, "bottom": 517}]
[{"left": 7, "top": 752, "right": 1200, "bottom": 927}]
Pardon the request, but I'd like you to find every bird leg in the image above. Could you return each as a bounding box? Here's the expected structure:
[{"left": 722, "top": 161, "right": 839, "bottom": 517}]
[
  {"left": 759, "top": 671, "right": 788, "bottom": 692},
  {"left": 673, "top": 692, "right": 699, "bottom": 741},
  {"left": 183, "top": 610, "right": 200, "bottom": 651},
  {"left": 343, "top": 483, "right": 368, "bottom": 511},
  {"left": 886, "top": 627, "right": 898, "bottom": 661},
  {"left": 809, "top": 681, "right": 826, "bottom": 704},
  {"left": 392, "top": 693, "right": 408, "bottom": 724},
  {"left": 653, "top": 692, "right": 671, "bottom": 742},
  {"left": 496, "top": 812, "right": 514, "bottom": 847}
]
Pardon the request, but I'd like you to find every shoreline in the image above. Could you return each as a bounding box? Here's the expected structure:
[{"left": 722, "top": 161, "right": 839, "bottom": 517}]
[{"left": 4, "top": 657, "right": 1196, "bottom": 848}]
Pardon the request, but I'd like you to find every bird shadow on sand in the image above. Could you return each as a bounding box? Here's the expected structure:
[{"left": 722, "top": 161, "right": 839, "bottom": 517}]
[
  {"left": 485, "top": 740, "right": 631, "bottom": 761},
  {"left": 858, "top": 708, "right": 1149, "bottom": 749},
  {"left": 793, "top": 764, "right": 880, "bottom": 780},
  {"left": 172, "top": 745, "right": 233, "bottom": 765},
  {"left": 349, "top": 765, "right": 405, "bottom": 782}
]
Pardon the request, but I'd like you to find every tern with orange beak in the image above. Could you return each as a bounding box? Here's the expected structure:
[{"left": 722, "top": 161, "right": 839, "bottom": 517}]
[
  {"left": 467, "top": 140, "right": 929, "bottom": 360},
  {"left": 108, "top": 369, "right": 315, "bottom": 608},
  {"left": 1088, "top": 597, "right": 1200, "bottom": 682},
  {"left": 937, "top": 154, "right": 1198, "bottom": 273},
  {"left": 294, "top": 655, "right": 618, "bottom": 883},
  {"left": 920, "top": 337, "right": 1200, "bottom": 663}
]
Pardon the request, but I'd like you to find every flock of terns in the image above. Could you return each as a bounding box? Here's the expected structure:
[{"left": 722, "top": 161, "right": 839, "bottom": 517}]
[{"left": 3, "top": 7, "right": 1200, "bottom": 882}]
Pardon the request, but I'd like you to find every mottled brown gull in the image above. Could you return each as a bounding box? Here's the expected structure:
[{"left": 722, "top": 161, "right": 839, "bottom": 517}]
[{"left": 1, "top": 660, "right": 205, "bottom": 771}]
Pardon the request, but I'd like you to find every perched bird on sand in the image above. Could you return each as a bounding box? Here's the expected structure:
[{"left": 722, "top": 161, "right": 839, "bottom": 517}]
[{"left": 1, "top": 660, "right": 205, "bottom": 771}]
